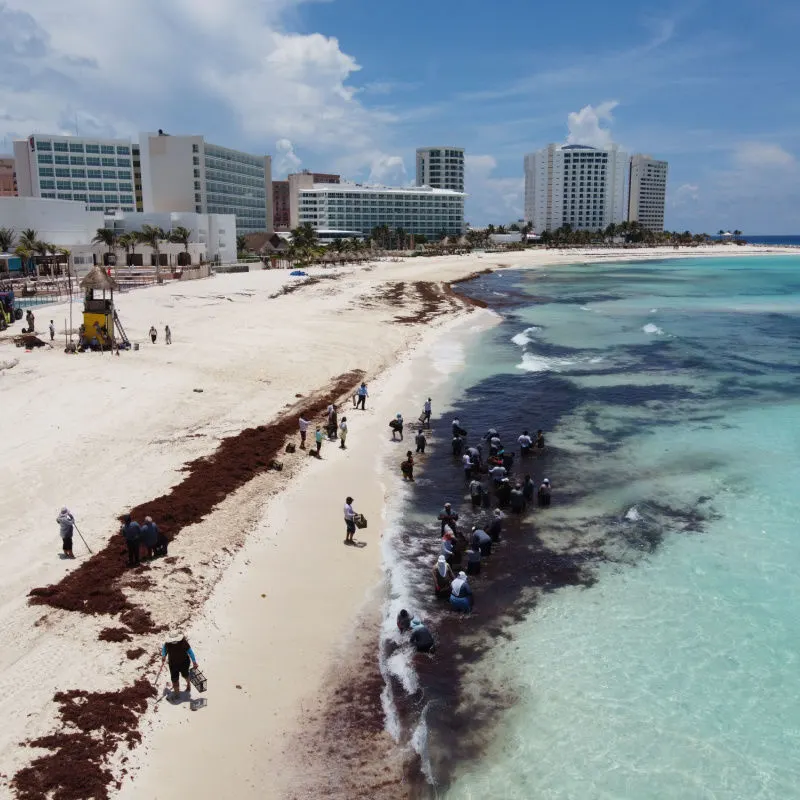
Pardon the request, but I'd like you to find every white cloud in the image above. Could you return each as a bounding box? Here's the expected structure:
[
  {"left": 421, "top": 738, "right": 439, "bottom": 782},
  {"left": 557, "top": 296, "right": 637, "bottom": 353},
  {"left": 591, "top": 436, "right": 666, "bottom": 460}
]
[
  {"left": 566, "top": 101, "right": 618, "bottom": 147},
  {"left": 274, "top": 138, "right": 302, "bottom": 175},
  {"left": 464, "top": 155, "right": 523, "bottom": 225},
  {"left": 368, "top": 154, "right": 407, "bottom": 185},
  {"left": 0, "top": 0, "right": 392, "bottom": 168},
  {"left": 733, "top": 142, "right": 795, "bottom": 170},
  {"left": 670, "top": 183, "right": 700, "bottom": 206}
]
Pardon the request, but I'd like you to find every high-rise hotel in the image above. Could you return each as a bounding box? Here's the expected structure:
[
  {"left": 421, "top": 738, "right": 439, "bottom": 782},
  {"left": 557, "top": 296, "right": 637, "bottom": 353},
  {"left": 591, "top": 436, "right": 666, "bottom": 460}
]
[
  {"left": 524, "top": 143, "right": 629, "bottom": 233},
  {"left": 416, "top": 147, "right": 465, "bottom": 192},
  {"left": 627, "top": 154, "right": 668, "bottom": 232}
]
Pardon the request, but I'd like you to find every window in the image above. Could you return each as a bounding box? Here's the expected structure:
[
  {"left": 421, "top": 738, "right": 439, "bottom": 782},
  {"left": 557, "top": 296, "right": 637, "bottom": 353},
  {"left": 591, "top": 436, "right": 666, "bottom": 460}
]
[
  {"left": 101, "top": 145, "right": 116, "bottom": 154},
  {"left": 86, "top": 157, "right": 101, "bottom": 166},
  {"left": 195, "top": 204, "right": 202, "bottom": 213},
  {"left": 69, "top": 143, "right": 84, "bottom": 153},
  {"left": 117, "top": 171, "right": 132, "bottom": 180},
  {"left": 88, "top": 181, "right": 103, "bottom": 191},
  {"left": 40, "top": 180, "right": 56, "bottom": 190},
  {"left": 118, "top": 182, "right": 133, "bottom": 191},
  {"left": 54, "top": 141, "right": 69, "bottom": 152},
  {"left": 195, "top": 193, "right": 201, "bottom": 202},
  {"left": 71, "top": 169, "right": 86, "bottom": 178},
  {"left": 119, "top": 194, "right": 134, "bottom": 204},
  {"left": 38, "top": 154, "right": 53, "bottom": 164},
  {"left": 73, "top": 181, "right": 87, "bottom": 190},
  {"left": 70, "top": 156, "right": 85, "bottom": 166},
  {"left": 101, "top": 157, "right": 116, "bottom": 167},
  {"left": 194, "top": 181, "right": 201, "bottom": 190},
  {"left": 103, "top": 182, "right": 117, "bottom": 191},
  {"left": 41, "top": 192, "right": 56, "bottom": 199},
  {"left": 37, "top": 140, "right": 53, "bottom": 151},
  {"left": 194, "top": 169, "right": 200, "bottom": 178},
  {"left": 57, "top": 180, "right": 72, "bottom": 190},
  {"left": 87, "top": 169, "right": 102, "bottom": 179},
  {"left": 192, "top": 144, "right": 199, "bottom": 153},
  {"left": 85, "top": 144, "right": 100, "bottom": 154},
  {"left": 74, "top": 193, "right": 87, "bottom": 202},
  {"left": 117, "top": 158, "right": 131, "bottom": 167},
  {"left": 56, "top": 168, "right": 71, "bottom": 178},
  {"left": 57, "top": 193, "right": 73, "bottom": 200},
  {"left": 55, "top": 155, "right": 70, "bottom": 165},
  {"left": 39, "top": 168, "right": 54, "bottom": 177},
  {"left": 116, "top": 146, "right": 130, "bottom": 155},
  {"left": 102, "top": 170, "right": 117, "bottom": 180},
  {"left": 104, "top": 194, "right": 118, "bottom": 203},
  {"left": 89, "top": 194, "right": 104, "bottom": 203},
  {"left": 193, "top": 156, "right": 199, "bottom": 165}
]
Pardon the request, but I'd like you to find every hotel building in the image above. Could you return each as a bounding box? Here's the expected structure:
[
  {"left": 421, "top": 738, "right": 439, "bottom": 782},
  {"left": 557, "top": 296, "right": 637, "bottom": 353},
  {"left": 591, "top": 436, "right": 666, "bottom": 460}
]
[
  {"left": 273, "top": 171, "right": 339, "bottom": 230},
  {"left": 139, "top": 132, "right": 272, "bottom": 235},
  {"left": 524, "top": 143, "right": 628, "bottom": 232},
  {"left": 13, "top": 135, "right": 143, "bottom": 213},
  {"left": 0, "top": 156, "right": 17, "bottom": 196},
  {"left": 290, "top": 174, "right": 465, "bottom": 237},
  {"left": 416, "top": 147, "right": 465, "bottom": 192},
  {"left": 628, "top": 154, "right": 668, "bottom": 232}
]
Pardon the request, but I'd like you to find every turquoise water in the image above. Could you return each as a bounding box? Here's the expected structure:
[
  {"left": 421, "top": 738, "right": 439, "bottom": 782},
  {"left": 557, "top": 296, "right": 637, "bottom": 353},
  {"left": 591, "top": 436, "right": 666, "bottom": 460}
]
[{"left": 433, "top": 257, "right": 800, "bottom": 798}]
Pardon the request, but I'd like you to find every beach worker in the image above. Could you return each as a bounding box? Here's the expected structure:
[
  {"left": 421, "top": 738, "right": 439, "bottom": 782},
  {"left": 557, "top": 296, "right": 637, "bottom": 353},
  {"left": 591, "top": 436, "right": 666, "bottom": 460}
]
[
  {"left": 496, "top": 478, "right": 512, "bottom": 508},
  {"left": 327, "top": 403, "right": 338, "bottom": 441},
  {"left": 536, "top": 429, "right": 545, "bottom": 449},
  {"left": 423, "top": 398, "right": 432, "bottom": 428},
  {"left": 471, "top": 526, "right": 493, "bottom": 557},
  {"left": 518, "top": 430, "right": 533, "bottom": 456},
  {"left": 452, "top": 435, "right": 464, "bottom": 457},
  {"left": 469, "top": 478, "right": 484, "bottom": 507},
  {"left": 465, "top": 545, "right": 481, "bottom": 575},
  {"left": 140, "top": 516, "right": 160, "bottom": 559},
  {"left": 121, "top": 514, "right": 142, "bottom": 567},
  {"left": 489, "top": 435, "right": 502, "bottom": 457},
  {"left": 49, "top": 320, "right": 55, "bottom": 342},
  {"left": 415, "top": 429, "right": 426, "bottom": 454},
  {"left": 339, "top": 416, "right": 348, "bottom": 449},
  {"left": 154, "top": 524, "right": 169, "bottom": 558},
  {"left": 165, "top": 325, "right": 172, "bottom": 345},
  {"left": 401, "top": 452, "right": 415, "bottom": 481},
  {"left": 298, "top": 415, "right": 309, "bottom": 449},
  {"left": 441, "top": 531, "right": 456, "bottom": 564},
  {"left": 522, "top": 474, "right": 535, "bottom": 503},
  {"left": 356, "top": 382, "right": 368, "bottom": 410},
  {"left": 56, "top": 507, "right": 75, "bottom": 559},
  {"left": 462, "top": 452, "right": 473, "bottom": 482},
  {"left": 149, "top": 325, "right": 157, "bottom": 344},
  {"left": 485, "top": 427, "right": 499, "bottom": 440},
  {"left": 538, "top": 478, "right": 552, "bottom": 507},
  {"left": 390, "top": 413, "right": 404, "bottom": 441},
  {"left": 488, "top": 509, "right": 503, "bottom": 542},
  {"left": 467, "top": 445, "right": 482, "bottom": 467},
  {"left": 409, "top": 618, "right": 436, "bottom": 653},
  {"left": 449, "top": 571, "right": 473, "bottom": 612},
  {"left": 161, "top": 631, "right": 199, "bottom": 700},
  {"left": 452, "top": 418, "right": 467, "bottom": 438},
  {"left": 397, "top": 609, "right": 412, "bottom": 634},
  {"left": 489, "top": 463, "right": 507, "bottom": 486},
  {"left": 343, "top": 496, "right": 357, "bottom": 544},
  {"left": 438, "top": 503, "right": 459, "bottom": 535},
  {"left": 510, "top": 484, "right": 526, "bottom": 514},
  {"left": 433, "top": 555, "right": 455, "bottom": 598},
  {"left": 314, "top": 426, "right": 323, "bottom": 456},
  {"left": 26, "top": 309, "right": 35, "bottom": 333}
]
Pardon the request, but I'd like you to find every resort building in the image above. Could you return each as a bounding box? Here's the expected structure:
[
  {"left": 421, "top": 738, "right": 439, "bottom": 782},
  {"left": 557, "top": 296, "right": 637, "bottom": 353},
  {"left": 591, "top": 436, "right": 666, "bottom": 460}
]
[
  {"left": 13, "top": 135, "right": 143, "bottom": 213},
  {"left": 628, "top": 154, "right": 668, "bottom": 232},
  {"left": 416, "top": 147, "right": 465, "bottom": 192},
  {"left": 138, "top": 132, "right": 272, "bottom": 235},
  {"left": 524, "top": 143, "right": 629, "bottom": 232},
  {"left": 289, "top": 174, "right": 465, "bottom": 238},
  {"left": 273, "top": 171, "right": 339, "bottom": 230},
  {"left": 0, "top": 156, "right": 17, "bottom": 196}
]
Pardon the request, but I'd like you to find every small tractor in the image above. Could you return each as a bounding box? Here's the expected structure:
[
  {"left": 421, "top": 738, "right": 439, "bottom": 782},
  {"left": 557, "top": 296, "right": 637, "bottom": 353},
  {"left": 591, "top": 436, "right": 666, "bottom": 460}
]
[{"left": 0, "top": 290, "right": 23, "bottom": 331}]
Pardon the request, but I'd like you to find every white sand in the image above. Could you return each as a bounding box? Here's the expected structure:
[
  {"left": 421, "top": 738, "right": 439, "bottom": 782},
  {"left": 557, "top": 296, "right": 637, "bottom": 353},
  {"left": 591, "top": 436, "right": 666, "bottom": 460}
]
[{"left": 0, "top": 244, "right": 793, "bottom": 797}]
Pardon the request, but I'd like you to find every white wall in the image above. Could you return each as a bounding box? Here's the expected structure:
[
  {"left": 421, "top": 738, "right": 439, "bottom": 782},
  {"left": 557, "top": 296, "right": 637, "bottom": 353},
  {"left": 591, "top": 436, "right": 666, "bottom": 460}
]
[
  {"left": 139, "top": 133, "right": 200, "bottom": 214},
  {"left": 12, "top": 140, "right": 34, "bottom": 197},
  {"left": 0, "top": 197, "right": 103, "bottom": 245}
]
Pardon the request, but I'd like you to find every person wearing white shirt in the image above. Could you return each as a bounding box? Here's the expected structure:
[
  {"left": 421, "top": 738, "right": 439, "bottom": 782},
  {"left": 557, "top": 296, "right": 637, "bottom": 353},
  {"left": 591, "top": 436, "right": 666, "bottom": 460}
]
[
  {"left": 298, "top": 416, "right": 309, "bottom": 449},
  {"left": 462, "top": 452, "right": 473, "bottom": 481},
  {"left": 518, "top": 430, "right": 533, "bottom": 456},
  {"left": 343, "top": 496, "right": 357, "bottom": 544}
]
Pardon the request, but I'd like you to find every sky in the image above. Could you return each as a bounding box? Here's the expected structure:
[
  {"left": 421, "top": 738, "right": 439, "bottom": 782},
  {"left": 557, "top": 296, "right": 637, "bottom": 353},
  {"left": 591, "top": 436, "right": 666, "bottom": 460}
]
[{"left": 0, "top": 0, "right": 798, "bottom": 233}]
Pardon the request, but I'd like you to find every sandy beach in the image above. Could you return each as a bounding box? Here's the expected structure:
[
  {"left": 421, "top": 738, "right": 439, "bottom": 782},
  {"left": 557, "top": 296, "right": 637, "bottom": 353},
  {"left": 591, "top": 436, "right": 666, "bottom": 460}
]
[{"left": 0, "top": 243, "right": 793, "bottom": 799}]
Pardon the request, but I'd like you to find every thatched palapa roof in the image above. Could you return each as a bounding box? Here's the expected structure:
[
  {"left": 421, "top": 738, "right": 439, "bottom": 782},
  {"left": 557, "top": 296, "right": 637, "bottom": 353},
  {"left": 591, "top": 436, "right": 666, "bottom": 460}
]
[{"left": 80, "top": 265, "right": 118, "bottom": 291}]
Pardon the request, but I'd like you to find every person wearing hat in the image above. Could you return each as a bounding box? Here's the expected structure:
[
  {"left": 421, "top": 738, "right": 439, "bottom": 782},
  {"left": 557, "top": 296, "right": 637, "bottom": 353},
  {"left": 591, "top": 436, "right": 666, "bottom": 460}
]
[
  {"left": 449, "top": 571, "right": 473, "bottom": 612},
  {"left": 488, "top": 508, "right": 504, "bottom": 542},
  {"left": 121, "top": 513, "right": 142, "bottom": 567},
  {"left": 409, "top": 617, "right": 436, "bottom": 653},
  {"left": 432, "top": 555, "right": 455, "bottom": 599},
  {"left": 390, "top": 413, "right": 404, "bottom": 441},
  {"left": 343, "top": 496, "right": 357, "bottom": 544},
  {"left": 422, "top": 398, "right": 432, "bottom": 428},
  {"left": 161, "top": 632, "right": 199, "bottom": 700},
  {"left": 489, "top": 463, "right": 507, "bottom": 486},
  {"left": 56, "top": 507, "right": 75, "bottom": 559},
  {"left": 538, "top": 478, "right": 552, "bottom": 507},
  {"left": 438, "top": 503, "right": 459, "bottom": 535}
]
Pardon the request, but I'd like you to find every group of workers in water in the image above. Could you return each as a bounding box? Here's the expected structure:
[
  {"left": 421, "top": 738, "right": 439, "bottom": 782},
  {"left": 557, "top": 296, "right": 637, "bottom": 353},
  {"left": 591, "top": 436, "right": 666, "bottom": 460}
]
[{"left": 396, "top": 402, "right": 553, "bottom": 653}]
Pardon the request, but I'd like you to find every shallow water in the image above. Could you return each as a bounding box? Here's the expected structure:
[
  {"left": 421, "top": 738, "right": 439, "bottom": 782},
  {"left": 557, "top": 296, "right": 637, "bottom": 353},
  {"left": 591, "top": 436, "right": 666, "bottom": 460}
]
[{"left": 380, "top": 256, "right": 800, "bottom": 799}]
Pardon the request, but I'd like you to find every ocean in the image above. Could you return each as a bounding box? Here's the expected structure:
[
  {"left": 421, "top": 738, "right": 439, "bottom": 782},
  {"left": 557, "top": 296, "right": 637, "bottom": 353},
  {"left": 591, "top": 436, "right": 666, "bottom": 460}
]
[{"left": 379, "top": 255, "right": 800, "bottom": 799}]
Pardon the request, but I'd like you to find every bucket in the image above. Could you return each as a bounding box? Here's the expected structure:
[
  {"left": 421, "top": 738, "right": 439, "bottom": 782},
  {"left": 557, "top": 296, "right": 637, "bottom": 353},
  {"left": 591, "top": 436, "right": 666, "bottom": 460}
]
[{"left": 188, "top": 667, "right": 207, "bottom": 693}]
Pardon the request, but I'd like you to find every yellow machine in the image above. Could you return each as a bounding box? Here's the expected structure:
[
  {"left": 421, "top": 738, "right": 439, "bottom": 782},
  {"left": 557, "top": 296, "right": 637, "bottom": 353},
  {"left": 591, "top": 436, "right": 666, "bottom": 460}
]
[{"left": 78, "top": 266, "right": 130, "bottom": 350}]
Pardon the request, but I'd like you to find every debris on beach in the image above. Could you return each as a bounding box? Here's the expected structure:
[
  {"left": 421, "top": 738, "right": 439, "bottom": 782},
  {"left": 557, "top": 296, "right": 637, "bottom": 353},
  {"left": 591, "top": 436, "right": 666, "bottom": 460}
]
[{"left": 13, "top": 334, "right": 48, "bottom": 349}]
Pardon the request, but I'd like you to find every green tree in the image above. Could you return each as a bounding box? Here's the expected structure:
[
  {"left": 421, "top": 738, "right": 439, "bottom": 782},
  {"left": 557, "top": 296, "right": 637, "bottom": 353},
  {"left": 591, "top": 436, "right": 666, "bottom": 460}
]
[
  {"left": 138, "top": 224, "right": 168, "bottom": 282},
  {"left": 92, "top": 228, "right": 118, "bottom": 276},
  {"left": 170, "top": 225, "right": 192, "bottom": 265},
  {"left": 118, "top": 232, "right": 139, "bottom": 266},
  {"left": 236, "top": 234, "right": 248, "bottom": 255},
  {"left": 291, "top": 222, "right": 318, "bottom": 250},
  {"left": 0, "top": 227, "right": 15, "bottom": 252}
]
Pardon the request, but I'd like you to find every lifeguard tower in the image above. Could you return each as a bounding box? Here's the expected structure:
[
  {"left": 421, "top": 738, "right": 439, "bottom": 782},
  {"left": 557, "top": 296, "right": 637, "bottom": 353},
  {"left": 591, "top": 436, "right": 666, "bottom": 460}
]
[{"left": 78, "top": 266, "right": 130, "bottom": 350}]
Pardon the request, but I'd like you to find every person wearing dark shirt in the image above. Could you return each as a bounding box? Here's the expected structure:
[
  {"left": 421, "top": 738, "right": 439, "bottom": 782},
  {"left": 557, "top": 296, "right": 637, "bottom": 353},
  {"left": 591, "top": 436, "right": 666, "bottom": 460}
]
[
  {"left": 409, "top": 619, "right": 435, "bottom": 653},
  {"left": 121, "top": 514, "right": 141, "bottom": 567},
  {"left": 536, "top": 429, "right": 545, "bottom": 449},
  {"left": 469, "top": 479, "right": 484, "bottom": 507},
  {"left": 397, "top": 609, "right": 412, "bottom": 633},
  {"left": 488, "top": 509, "right": 503, "bottom": 542},
  {"left": 509, "top": 484, "right": 526, "bottom": 513},
  {"left": 432, "top": 555, "right": 455, "bottom": 598},
  {"left": 161, "top": 632, "right": 199, "bottom": 699},
  {"left": 471, "top": 527, "right": 493, "bottom": 557},
  {"left": 496, "top": 478, "right": 512, "bottom": 507},
  {"left": 449, "top": 572, "right": 473, "bottom": 612},
  {"left": 438, "top": 503, "right": 459, "bottom": 535},
  {"left": 465, "top": 546, "right": 481, "bottom": 575},
  {"left": 522, "top": 474, "right": 535, "bottom": 503},
  {"left": 140, "top": 516, "right": 159, "bottom": 559},
  {"left": 415, "top": 430, "right": 426, "bottom": 454},
  {"left": 538, "top": 478, "right": 552, "bottom": 507},
  {"left": 401, "top": 452, "right": 415, "bottom": 481},
  {"left": 452, "top": 435, "right": 464, "bottom": 457}
]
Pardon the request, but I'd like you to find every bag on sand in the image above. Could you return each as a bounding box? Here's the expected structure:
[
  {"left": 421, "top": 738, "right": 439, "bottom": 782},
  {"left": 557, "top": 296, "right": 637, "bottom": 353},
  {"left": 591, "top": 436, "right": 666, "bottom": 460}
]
[{"left": 354, "top": 513, "right": 368, "bottom": 530}]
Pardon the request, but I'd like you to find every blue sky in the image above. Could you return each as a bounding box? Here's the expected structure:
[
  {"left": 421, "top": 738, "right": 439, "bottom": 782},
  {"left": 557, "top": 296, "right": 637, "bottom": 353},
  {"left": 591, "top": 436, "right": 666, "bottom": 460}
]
[{"left": 1, "top": 0, "right": 799, "bottom": 232}]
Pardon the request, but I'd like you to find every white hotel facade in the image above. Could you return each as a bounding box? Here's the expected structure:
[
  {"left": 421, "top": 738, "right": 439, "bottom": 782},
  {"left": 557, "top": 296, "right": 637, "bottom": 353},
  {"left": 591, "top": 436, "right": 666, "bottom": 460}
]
[
  {"left": 628, "top": 154, "right": 668, "bottom": 232},
  {"left": 524, "top": 143, "right": 629, "bottom": 232},
  {"left": 290, "top": 174, "right": 465, "bottom": 238}
]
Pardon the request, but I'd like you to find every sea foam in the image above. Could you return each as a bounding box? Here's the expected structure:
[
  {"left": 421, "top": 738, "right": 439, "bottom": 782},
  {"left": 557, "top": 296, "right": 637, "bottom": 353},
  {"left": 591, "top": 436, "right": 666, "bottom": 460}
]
[
  {"left": 642, "top": 323, "right": 663, "bottom": 335},
  {"left": 511, "top": 326, "right": 541, "bottom": 347}
]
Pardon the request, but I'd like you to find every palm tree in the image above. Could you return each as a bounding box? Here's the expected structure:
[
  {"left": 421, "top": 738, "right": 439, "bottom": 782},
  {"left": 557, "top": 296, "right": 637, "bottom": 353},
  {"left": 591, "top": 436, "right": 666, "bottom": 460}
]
[
  {"left": 170, "top": 225, "right": 192, "bottom": 266},
  {"left": 236, "top": 234, "right": 248, "bottom": 255},
  {"left": 34, "top": 240, "right": 51, "bottom": 276},
  {"left": 0, "top": 227, "right": 15, "bottom": 253},
  {"left": 395, "top": 227, "right": 408, "bottom": 250},
  {"left": 92, "top": 228, "right": 118, "bottom": 278},
  {"left": 291, "top": 222, "right": 318, "bottom": 250},
  {"left": 138, "top": 224, "right": 168, "bottom": 282},
  {"left": 14, "top": 244, "right": 34, "bottom": 277},
  {"left": 118, "top": 233, "right": 137, "bottom": 267},
  {"left": 19, "top": 229, "right": 39, "bottom": 275}
]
